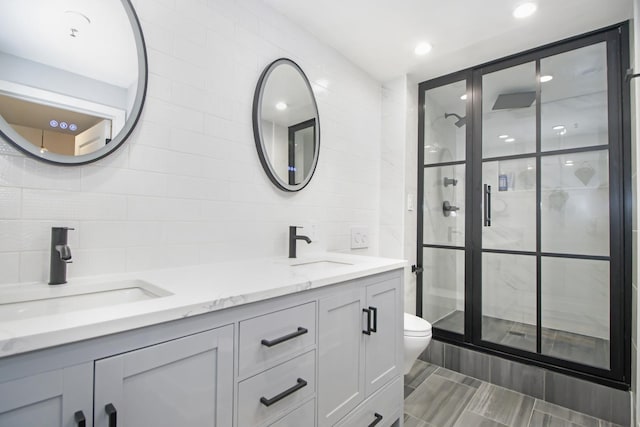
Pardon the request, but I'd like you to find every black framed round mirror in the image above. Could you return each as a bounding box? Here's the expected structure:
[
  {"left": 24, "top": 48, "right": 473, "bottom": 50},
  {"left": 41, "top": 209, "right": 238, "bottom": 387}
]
[
  {"left": 252, "top": 58, "right": 320, "bottom": 192},
  {"left": 0, "top": 0, "right": 147, "bottom": 165}
]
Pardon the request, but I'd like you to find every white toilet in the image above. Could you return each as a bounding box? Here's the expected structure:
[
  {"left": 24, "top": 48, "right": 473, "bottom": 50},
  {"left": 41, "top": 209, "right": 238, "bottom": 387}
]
[{"left": 403, "top": 313, "right": 432, "bottom": 375}]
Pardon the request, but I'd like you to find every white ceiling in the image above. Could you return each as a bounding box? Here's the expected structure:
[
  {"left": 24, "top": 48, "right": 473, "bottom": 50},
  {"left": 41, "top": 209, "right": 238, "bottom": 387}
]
[
  {"left": 263, "top": 0, "right": 632, "bottom": 82},
  {"left": 0, "top": 0, "right": 138, "bottom": 88}
]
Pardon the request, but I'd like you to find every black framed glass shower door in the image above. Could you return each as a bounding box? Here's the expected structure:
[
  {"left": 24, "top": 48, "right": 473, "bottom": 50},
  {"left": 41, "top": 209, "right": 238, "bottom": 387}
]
[{"left": 417, "top": 24, "right": 630, "bottom": 387}]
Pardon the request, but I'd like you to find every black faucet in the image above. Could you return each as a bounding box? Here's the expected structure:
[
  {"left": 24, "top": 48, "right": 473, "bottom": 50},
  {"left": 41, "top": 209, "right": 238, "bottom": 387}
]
[
  {"left": 49, "top": 227, "right": 74, "bottom": 285},
  {"left": 289, "top": 226, "right": 312, "bottom": 258}
]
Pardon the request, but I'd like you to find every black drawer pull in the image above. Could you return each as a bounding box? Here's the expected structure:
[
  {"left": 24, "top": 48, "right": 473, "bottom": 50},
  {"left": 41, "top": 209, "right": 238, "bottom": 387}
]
[
  {"left": 370, "top": 306, "right": 377, "bottom": 333},
  {"left": 260, "top": 378, "right": 307, "bottom": 407},
  {"left": 368, "top": 412, "right": 383, "bottom": 427},
  {"left": 363, "top": 308, "right": 372, "bottom": 335},
  {"left": 261, "top": 327, "right": 308, "bottom": 347},
  {"left": 74, "top": 410, "right": 86, "bottom": 427},
  {"left": 105, "top": 403, "right": 117, "bottom": 427},
  {"left": 484, "top": 184, "right": 492, "bottom": 226}
]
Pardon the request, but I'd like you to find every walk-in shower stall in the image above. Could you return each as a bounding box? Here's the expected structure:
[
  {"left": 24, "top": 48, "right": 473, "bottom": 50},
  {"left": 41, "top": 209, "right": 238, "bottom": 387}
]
[{"left": 416, "top": 23, "right": 631, "bottom": 388}]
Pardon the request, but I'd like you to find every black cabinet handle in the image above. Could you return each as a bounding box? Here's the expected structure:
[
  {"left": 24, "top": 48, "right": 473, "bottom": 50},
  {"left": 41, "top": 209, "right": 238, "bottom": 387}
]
[
  {"left": 105, "top": 403, "right": 117, "bottom": 427},
  {"left": 74, "top": 411, "right": 86, "bottom": 427},
  {"left": 261, "top": 327, "right": 308, "bottom": 347},
  {"left": 260, "top": 378, "right": 307, "bottom": 407},
  {"left": 362, "top": 308, "right": 371, "bottom": 335},
  {"left": 368, "top": 413, "right": 383, "bottom": 427},
  {"left": 369, "top": 306, "right": 377, "bottom": 333},
  {"left": 484, "top": 184, "right": 492, "bottom": 226}
]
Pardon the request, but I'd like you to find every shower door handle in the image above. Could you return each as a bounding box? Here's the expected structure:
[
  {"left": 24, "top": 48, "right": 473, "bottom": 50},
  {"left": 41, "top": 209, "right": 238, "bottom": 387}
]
[{"left": 484, "top": 184, "right": 491, "bottom": 226}]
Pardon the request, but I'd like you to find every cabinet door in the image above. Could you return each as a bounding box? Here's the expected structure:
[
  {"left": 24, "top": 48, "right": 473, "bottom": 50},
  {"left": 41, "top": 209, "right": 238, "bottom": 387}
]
[
  {"left": 365, "top": 277, "right": 401, "bottom": 396},
  {"left": 317, "top": 287, "right": 366, "bottom": 427},
  {"left": 94, "top": 325, "right": 233, "bottom": 427},
  {"left": 0, "top": 363, "right": 93, "bottom": 427}
]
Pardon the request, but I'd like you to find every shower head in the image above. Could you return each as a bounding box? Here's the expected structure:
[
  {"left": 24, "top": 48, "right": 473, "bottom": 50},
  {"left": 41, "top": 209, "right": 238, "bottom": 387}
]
[{"left": 445, "top": 112, "right": 466, "bottom": 128}]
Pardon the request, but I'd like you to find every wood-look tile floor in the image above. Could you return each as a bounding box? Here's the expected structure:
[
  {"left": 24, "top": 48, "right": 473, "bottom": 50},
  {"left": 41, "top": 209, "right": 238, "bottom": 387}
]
[{"left": 403, "top": 360, "right": 623, "bottom": 427}]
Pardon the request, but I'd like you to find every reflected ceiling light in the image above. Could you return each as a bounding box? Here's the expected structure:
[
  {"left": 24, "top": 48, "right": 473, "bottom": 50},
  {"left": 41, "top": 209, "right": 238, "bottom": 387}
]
[
  {"left": 414, "top": 42, "right": 432, "bottom": 56},
  {"left": 553, "top": 125, "right": 567, "bottom": 135},
  {"left": 49, "top": 120, "right": 59, "bottom": 128},
  {"left": 460, "top": 94, "right": 468, "bottom": 101},
  {"left": 499, "top": 134, "right": 509, "bottom": 139},
  {"left": 505, "top": 137, "right": 516, "bottom": 142},
  {"left": 540, "top": 75, "right": 553, "bottom": 83},
  {"left": 513, "top": 2, "right": 537, "bottom": 19},
  {"left": 564, "top": 160, "right": 574, "bottom": 166},
  {"left": 275, "top": 102, "right": 287, "bottom": 111}
]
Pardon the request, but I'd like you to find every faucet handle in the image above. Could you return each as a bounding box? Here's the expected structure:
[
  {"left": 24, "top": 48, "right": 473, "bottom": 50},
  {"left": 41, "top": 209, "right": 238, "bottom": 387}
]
[{"left": 55, "top": 245, "right": 73, "bottom": 263}]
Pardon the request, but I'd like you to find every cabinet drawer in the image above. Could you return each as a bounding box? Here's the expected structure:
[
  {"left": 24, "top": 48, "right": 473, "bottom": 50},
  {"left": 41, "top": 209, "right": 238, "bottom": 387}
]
[
  {"left": 239, "top": 302, "right": 316, "bottom": 378},
  {"left": 269, "top": 399, "right": 315, "bottom": 427},
  {"left": 334, "top": 377, "right": 402, "bottom": 427},
  {"left": 238, "top": 350, "right": 316, "bottom": 427}
]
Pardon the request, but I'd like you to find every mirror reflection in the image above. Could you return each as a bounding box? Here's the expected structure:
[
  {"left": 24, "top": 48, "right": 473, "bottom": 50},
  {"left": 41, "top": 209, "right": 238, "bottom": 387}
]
[
  {"left": 0, "top": 0, "right": 146, "bottom": 164},
  {"left": 253, "top": 58, "right": 320, "bottom": 192}
]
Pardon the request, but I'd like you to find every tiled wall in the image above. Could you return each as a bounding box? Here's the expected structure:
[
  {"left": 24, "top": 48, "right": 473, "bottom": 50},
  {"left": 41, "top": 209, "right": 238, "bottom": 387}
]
[
  {"left": 0, "top": 0, "right": 384, "bottom": 284},
  {"left": 421, "top": 339, "right": 631, "bottom": 426}
]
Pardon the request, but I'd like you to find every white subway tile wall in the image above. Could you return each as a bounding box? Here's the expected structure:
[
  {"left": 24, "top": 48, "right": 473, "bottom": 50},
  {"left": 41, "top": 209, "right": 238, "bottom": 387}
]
[{"left": 0, "top": 0, "right": 383, "bottom": 284}]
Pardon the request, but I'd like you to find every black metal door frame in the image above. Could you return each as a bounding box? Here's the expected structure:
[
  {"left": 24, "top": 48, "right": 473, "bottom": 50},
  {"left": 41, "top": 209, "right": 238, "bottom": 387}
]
[{"left": 416, "top": 22, "right": 631, "bottom": 389}]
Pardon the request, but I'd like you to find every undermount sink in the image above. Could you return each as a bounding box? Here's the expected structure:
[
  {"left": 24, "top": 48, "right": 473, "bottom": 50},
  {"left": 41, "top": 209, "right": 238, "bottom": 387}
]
[
  {"left": 289, "top": 259, "right": 354, "bottom": 272},
  {"left": 0, "top": 280, "right": 172, "bottom": 322}
]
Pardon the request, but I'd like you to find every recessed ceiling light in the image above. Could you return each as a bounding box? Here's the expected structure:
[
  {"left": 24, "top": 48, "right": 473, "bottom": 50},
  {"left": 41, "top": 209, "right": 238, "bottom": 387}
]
[
  {"left": 49, "top": 120, "right": 58, "bottom": 128},
  {"left": 564, "top": 160, "right": 574, "bottom": 166},
  {"left": 59, "top": 121, "right": 68, "bottom": 130},
  {"left": 505, "top": 138, "right": 516, "bottom": 142},
  {"left": 513, "top": 2, "right": 537, "bottom": 19},
  {"left": 540, "top": 75, "right": 553, "bottom": 83},
  {"left": 275, "top": 102, "right": 287, "bottom": 111},
  {"left": 499, "top": 134, "right": 509, "bottom": 139},
  {"left": 69, "top": 124, "right": 78, "bottom": 132},
  {"left": 552, "top": 125, "right": 565, "bottom": 131},
  {"left": 460, "top": 94, "right": 468, "bottom": 101},
  {"left": 414, "top": 42, "right": 432, "bottom": 56}
]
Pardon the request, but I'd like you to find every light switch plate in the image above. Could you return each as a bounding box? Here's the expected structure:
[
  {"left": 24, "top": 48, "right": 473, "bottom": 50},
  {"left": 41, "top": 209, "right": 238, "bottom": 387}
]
[{"left": 351, "top": 226, "right": 369, "bottom": 249}]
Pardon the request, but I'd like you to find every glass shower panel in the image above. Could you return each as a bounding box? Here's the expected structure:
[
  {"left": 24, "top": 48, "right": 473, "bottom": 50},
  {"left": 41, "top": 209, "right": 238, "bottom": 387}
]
[
  {"left": 482, "top": 62, "right": 536, "bottom": 158},
  {"left": 540, "top": 151, "right": 610, "bottom": 256},
  {"left": 541, "top": 257, "right": 610, "bottom": 369},
  {"left": 423, "top": 165, "right": 466, "bottom": 247},
  {"left": 423, "top": 247, "right": 465, "bottom": 334},
  {"left": 482, "top": 252, "right": 536, "bottom": 352},
  {"left": 482, "top": 159, "right": 536, "bottom": 251},
  {"left": 541, "top": 43, "right": 608, "bottom": 152},
  {"left": 423, "top": 80, "right": 467, "bottom": 165}
]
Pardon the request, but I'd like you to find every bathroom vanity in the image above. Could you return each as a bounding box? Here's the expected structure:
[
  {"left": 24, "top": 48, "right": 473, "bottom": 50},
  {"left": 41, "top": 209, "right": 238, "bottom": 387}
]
[{"left": 0, "top": 254, "right": 405, "bottom": 427}]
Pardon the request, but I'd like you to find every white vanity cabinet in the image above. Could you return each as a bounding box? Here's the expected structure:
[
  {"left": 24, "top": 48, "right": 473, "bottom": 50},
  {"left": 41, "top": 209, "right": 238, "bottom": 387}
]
[
  {"left": 0, "top": 263, "right": 404, "bottom": 427},
  {"left": 318, "top": 273, "right": 402, "bottom": 427},
  {"left": 0, "top": 326, "right": 233, "bottom": 427},
  {"left": 0, "top": 363, "right": 92, "bottom": 427},
  {"left": 94, "top": 325, "right": 233, "bottom": 427}
]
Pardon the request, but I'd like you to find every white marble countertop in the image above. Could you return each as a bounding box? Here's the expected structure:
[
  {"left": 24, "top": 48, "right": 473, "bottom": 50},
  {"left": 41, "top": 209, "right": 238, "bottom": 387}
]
[{"left": 0, "top": 253, "right": 406, "bottom": 358}]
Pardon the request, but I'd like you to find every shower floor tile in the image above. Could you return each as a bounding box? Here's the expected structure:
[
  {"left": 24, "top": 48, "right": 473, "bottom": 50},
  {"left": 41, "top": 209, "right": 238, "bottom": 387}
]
[
  {"left": 431, "top": 311, "right": 609, "bottom": 369},
  {"left": 403, "top": 362, "right": 623, "bottom": 427}
]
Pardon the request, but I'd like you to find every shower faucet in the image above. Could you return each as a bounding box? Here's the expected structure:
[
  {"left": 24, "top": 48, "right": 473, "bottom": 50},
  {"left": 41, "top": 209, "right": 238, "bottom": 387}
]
[
  {"left": 444, "top": 177, "right": 458, "bottom": 187},
  {"left": 442, "top": 201, "right": 460, "bottom": 217},
  {"left": 49, "top": 227, "right": 74, "bottom": 285},
  {"left": 289, "top": 226, "right": 312, "bottom": 258}
]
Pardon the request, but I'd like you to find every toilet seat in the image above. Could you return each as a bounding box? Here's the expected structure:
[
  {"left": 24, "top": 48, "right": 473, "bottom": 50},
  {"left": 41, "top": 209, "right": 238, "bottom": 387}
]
[{"left": 404, "top": 313, "right": 432, "bottom": 338}]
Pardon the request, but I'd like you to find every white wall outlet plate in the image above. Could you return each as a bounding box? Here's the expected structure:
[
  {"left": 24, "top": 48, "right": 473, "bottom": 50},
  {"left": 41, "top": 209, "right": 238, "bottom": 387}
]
[{"left": 351, "top": 226, "right": 369, "bottom": 249}]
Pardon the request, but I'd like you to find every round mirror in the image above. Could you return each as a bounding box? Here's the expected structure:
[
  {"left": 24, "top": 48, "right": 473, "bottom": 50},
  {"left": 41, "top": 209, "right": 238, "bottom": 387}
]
[
  {"left": 0, "top": 0, "right": 147, "bottom": 165},
  {"left": 252, "top": 58, "right": 320, "bottom": 192}
]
